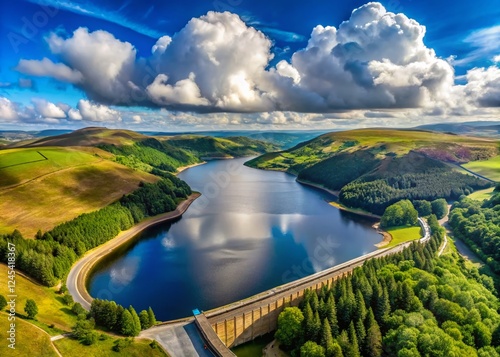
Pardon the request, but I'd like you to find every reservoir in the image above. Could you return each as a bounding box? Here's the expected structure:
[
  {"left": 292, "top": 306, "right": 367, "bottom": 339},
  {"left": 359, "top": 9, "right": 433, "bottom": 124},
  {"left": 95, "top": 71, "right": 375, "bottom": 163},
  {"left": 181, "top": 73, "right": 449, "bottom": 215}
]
[{"left": 88, "top": 157, "right": 381, "bottom": 320}]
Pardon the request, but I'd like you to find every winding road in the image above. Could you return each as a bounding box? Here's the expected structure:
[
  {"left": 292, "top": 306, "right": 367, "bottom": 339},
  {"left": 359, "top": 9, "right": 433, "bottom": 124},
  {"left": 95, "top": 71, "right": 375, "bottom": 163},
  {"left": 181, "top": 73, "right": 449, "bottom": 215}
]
[{"left": 66, "top": 193, "right": 201, "bottom": 310}]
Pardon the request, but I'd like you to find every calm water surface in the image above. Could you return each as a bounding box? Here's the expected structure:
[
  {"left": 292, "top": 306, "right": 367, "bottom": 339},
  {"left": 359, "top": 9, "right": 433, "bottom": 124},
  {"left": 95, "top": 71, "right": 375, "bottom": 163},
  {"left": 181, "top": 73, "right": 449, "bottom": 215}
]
[{"left": 88, "top": 158, "right": 381, "bottom": 320}]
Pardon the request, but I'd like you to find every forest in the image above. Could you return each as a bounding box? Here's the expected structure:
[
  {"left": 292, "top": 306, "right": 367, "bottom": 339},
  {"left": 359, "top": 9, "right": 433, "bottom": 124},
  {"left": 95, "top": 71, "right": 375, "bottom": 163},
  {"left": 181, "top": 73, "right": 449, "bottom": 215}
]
[
  {"left": 449, "top": 191, "right": 500, "bottom": 274},
  {"left": 98, "top": 138, "right": 199, "bottom": 172},
  {"left": 0, "top": 173, "right": 191, "bottom": 286},
  {"left": 275, "top": 215, "right": 500, "bottom": 356},
  {"left": 339, "top": 170, "right": 488, "bottom": 215}
]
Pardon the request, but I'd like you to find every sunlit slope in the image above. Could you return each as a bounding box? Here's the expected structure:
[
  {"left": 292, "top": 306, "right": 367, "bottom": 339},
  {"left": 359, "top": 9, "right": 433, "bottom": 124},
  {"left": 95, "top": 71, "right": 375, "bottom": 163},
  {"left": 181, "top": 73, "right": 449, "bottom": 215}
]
[
  {"left": 247, "top": 129, "right": 498, "bottom": 214},
  {"left": 0, "top": 146, "right": 157, "bottom": 237}
]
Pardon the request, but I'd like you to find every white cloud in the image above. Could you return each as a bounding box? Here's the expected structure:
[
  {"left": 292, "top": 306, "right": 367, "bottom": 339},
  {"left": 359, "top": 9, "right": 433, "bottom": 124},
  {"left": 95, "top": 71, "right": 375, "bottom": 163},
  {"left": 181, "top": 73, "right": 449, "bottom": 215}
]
[
  {"left": 494, "top": 55, "right": 500, "bottom": 63},
  {"left": 463, "top": 66, "right": 500, "bottom": 107},
  {"left": 16, "top": 58, "right": 83, "bottom": 83},
  {"left": 45, "top": 28, "right": 137, "bottom": 104},
  {"left": 32, "top": 98, "right": 67, "bottom": 118},
  {"left": 77, "top": 100, "right": 122, "bottom": 122},
  {"left": 131, "top": 115, "right": 142, "bottom": 124},
  {"left": 68, "top": 108, "right": 83, "bottom": 121},
  {"left": 146, "top": 73, "right": 210, "bottom": 106},
  {"left": 11, "top": 3, "right": 500, "bottom": 119},
  {"left": 0, "top": 98, "right": 19, "bottom": 122}
]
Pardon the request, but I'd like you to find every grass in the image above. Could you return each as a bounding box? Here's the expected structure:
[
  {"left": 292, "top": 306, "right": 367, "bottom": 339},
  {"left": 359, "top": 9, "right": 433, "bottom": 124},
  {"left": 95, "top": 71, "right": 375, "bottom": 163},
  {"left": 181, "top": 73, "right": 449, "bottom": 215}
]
[
  {"left": 0, "top": 312, "right": 59, "bottom": 357},
  {"left": 0, "top": 147, "right": 99, "bottom": 188},
  {"left": 0, "top": 147, "right": 158, "bottom": 237},
  {"left": 0, "top": 264, "right": 77, "bottom": 333},
  {"left": 385, "top": 226, "right": 422, "bottom": 248},
  {"left": 54, "top": 336, "right": 167, "bottom": 357},
  {"left": 468, "top": 187, "right": 495, "bottom": 201},
  {"left": 463, "top": 155, "right": 500, "bottom": 181}
]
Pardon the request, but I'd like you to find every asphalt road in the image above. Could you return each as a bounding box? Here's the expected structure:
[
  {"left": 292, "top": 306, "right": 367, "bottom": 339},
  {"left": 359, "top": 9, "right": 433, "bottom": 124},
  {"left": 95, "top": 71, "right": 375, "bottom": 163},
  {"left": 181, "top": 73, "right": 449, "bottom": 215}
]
[{"left": 66, "top": 193, "right": 201, "bottom": 310}]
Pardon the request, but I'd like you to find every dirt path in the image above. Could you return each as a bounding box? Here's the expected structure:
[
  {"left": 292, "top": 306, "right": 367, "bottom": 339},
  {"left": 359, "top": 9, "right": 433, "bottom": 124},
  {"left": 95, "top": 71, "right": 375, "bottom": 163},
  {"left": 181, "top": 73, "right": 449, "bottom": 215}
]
[{"left": 66, "top": 193, "right": 201, "bottom": 310}]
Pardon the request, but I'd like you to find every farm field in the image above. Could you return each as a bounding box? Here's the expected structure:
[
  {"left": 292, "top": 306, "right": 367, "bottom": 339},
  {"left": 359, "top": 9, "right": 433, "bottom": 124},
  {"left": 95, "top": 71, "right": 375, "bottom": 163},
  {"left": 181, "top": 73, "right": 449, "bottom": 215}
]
[
  {"left": 462, "top": 155, "right": 500, "bottom": 181},
  {"left": 0, "top": 147, "right": 158, "bottom": 237}
]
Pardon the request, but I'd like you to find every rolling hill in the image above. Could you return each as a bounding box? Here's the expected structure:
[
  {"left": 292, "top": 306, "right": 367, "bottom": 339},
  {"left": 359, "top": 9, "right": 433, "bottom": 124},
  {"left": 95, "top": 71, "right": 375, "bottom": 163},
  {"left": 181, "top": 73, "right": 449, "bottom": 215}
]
[
  {"left": 0, "top": 127, "right": 278, "bottom": 237},
  {"left": 164, "top": 134, "right": 279, "bottom": 159},
  {"left": 246, "top": 129, "right": 499, "bottom": 214},
  {"left": 0, "top": 146, "right": 158, "bottom": 237}
]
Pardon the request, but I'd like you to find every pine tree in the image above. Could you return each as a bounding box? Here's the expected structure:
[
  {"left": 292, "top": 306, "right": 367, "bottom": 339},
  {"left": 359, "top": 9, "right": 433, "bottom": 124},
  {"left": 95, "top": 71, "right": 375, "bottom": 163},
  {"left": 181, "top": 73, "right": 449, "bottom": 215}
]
[
  {"left": 348, "top": 322, "right": 361, "bottom": 357},
  {"left": 312, "top": 310, "right": 322, "bottom": 342},
  {"left": 311, "top": 292, "right": 319, "bottom": 312},
  {"left": 128, "top": 306, "right": 141, "bottom": 336},
  {"left": 321, "top": 318, "right": 335, "bottom": 357},
  {"left": 139, "top": 310, "right": 150, "bottom": 330},
  {"left": 353, "top": 290, "right": 367, "bottom": 322},
  {"left": 325, "top": 294, "right": 339, "bottom": 337},
  {"left": 115, "top": 305, "right": 125, "bottom": 332},
  {"left": 147, "top": 307, "right": 157, "bottom": 326},
  {"left": 355, "top": 319, "right": 366, "bottom": 350},
  {"left": 120, "top": 309, "right": 135, "bottom": 336},
  {"left": 364, "top": 308, "right": 382, "bottom": 357},
  {"left": 304, "top": 302, "right": 315, "bottom": 340},
  {"left": 375, "top": 285, "right": 390, "bottom": 323},
  {"left": 400, "top": 281, "right": 416, "bottom": 312}
]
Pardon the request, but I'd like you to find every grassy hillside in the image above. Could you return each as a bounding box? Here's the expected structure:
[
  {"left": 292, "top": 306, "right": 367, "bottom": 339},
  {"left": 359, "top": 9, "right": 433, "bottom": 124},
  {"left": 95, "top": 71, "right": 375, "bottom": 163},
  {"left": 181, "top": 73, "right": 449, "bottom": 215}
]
[
  {"left": 164, "top": 135, "right": 279, "bottom": 159},
  {"left": 13, "top": 127, "right": 277, "bottom": 172},
  {"left": 0, "top": 147, "right": 158, "bottom": 237},
  {"left": 0, "top": 264, "right": 77, "bottom": 332},
  {"left": 0, "top": 312, "right": 59, "bottom": 357},
  {"left": 247, "top": 129, "right": 498, "bottom": 214}
]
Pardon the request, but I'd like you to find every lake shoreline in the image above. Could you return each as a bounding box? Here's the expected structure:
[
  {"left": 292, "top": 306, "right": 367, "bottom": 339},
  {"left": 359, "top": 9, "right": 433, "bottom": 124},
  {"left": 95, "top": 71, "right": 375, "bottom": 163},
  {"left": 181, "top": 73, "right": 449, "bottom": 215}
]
[
  {"left": 295, "top": 178, "right": 390, "bottom": 247},
  {"left": 66, "top": 192, "right": 201, "bottom": 310}
]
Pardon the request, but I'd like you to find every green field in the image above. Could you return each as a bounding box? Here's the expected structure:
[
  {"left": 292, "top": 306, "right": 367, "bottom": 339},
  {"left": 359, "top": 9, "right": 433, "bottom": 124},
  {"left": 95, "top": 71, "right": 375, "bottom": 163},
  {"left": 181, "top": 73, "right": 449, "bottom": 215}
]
[
  {"left": 54, "top": 336, "right": 167, "bottom": 357},
  {"left": 0, "top": 147, "right": 100, "bottom": 188},
  {"left": 468, "top": 187, "right": 495, "bottom": 201},
  {"left": 463, "top": 155, "right": 500, "bottom": 181},
  {"left": 0, "top": 147, "right": 158, "bottom": 237},
  {"left": 386, "top": 226, "right": 422, "bottom": 248},
  {"left": 0, "top": 312, "right": 59, "bottom": 357}
]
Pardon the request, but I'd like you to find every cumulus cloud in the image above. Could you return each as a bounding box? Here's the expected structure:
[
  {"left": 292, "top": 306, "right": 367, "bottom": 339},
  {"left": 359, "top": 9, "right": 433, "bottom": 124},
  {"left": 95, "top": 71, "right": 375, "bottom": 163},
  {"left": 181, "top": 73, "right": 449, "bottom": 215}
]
[
  {"left": 131, "top": 115, "right": 142, "bottom": 123},
  {"left": 462, "top": 66, "right": 500, "bottom": 107},
  {"left": 12, "top": 3, "right": 500, "bottom": 117},
  {"left": 68, "top": 108, "right": 83, "bottom": 120},
  {"left": 146, "top": 73, "right": 210, "bottom": 106},
  {"left": 45, "top": 28, "right": 137, "bottom": 104},
  {"left": 77, "top": 100, "right": 122, "bottom": 122},
  {"left": 0, "top": 98, "right": 19, "bottom": 122},
  {"left": 31, "top": 98, "right": 67, "bottom": 118}
]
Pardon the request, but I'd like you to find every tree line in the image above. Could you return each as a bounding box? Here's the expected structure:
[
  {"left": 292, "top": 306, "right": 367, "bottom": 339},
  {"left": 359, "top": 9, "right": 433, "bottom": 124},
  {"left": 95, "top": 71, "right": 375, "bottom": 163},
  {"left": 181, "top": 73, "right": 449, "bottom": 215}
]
[
  {"left": 0, "top": 174, "right": 191, "bottom": 286},
  {"left": 275, "top": 215, "right": 500, "bottom": 356}
]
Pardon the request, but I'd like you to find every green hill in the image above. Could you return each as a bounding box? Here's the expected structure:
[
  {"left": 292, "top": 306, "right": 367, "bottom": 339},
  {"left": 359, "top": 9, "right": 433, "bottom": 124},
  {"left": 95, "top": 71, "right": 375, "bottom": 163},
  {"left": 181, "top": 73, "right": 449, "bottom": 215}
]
[
  {"left": 247, "top": 129, "right": 498, "bottom": 214},
  {"left": 164, "top": 135, "right": 279, "bottom": 159},
  {"left": 0, "top": 146, "right": 158, "bottom": 237}
]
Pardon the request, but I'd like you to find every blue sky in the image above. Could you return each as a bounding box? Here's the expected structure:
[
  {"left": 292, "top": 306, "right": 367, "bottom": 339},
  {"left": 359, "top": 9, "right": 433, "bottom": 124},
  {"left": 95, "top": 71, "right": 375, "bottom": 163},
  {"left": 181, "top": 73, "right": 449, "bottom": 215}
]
[{"left": 0, "top": 0, "right": 499, "bottom": 130}]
